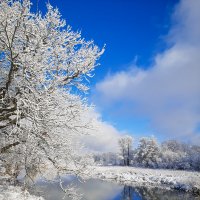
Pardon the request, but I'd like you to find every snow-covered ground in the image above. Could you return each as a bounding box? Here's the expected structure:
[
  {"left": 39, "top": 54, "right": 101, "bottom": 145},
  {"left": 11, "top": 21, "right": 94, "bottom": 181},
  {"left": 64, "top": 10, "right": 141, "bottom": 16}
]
[
  {"left": 0, "top": 185, "right": 44, "bottom": 200},
  {"left": 91, "top": 166, "right": 200, "bottom": 195},
  {"left": 0, "top": 174, "right": 43, "bottom": 200}
]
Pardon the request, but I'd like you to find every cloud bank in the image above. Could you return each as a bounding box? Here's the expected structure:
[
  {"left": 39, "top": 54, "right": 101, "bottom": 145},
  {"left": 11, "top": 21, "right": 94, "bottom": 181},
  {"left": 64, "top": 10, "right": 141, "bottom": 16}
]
[{"left": 94, "top": 0, "right": 200, "bottom": 144}]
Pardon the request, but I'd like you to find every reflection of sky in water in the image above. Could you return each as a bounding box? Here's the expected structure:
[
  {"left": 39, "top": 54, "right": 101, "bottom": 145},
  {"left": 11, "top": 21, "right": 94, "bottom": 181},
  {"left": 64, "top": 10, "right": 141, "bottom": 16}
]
[
  {"left": 31, "top": 177, "right": 122, "bottom": 200},
  {"left": 30, "top": 177, "right": 197, "bottom": 200}
]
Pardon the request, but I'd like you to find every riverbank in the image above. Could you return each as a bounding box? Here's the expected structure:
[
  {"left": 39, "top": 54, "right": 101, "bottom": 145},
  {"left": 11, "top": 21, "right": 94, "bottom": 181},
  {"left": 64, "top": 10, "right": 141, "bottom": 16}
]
[
  {"left": 0, "top": 175, "right": 44, "bottom": 200},
  {"left": 91, "top": 166, "right": 200, "bottom": 195},
  {"left": 0, "top": 185, "right": 44, "bottom": 200},
  {"left": 1, "top": 166, "right": 200, "bottom": 199}
]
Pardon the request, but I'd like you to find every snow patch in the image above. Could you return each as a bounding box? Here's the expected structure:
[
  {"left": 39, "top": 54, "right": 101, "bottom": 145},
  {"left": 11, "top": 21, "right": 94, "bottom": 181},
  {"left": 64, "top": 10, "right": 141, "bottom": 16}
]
[{"left": 0, "top": 185, "right": 44, "bottom": 200}]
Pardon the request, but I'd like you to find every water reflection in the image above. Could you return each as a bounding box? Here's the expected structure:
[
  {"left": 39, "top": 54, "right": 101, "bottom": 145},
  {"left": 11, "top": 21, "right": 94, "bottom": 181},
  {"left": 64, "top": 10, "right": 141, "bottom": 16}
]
[
  {"left": 119, "top": 185, "right": 198, "bottom": 200},
  {"left": 29, "top": 177, "right": 198, "bottom": 200},
  {"left": 30, "top": 177, "right": 122, "bottom": 200},
  {"left": 121, "top": 185, "right": 133, "bottom": 200},
  {"left": 132, "top": 186, "right": 198, "bottom": 200}
]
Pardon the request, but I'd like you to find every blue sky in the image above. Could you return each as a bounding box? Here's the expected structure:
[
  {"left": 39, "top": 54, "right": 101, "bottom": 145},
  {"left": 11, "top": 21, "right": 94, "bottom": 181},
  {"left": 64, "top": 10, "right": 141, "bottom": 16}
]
[
  {"left": 31, "top": 0, "right": 200, "bottom": 149},
  {"left": 32, "top": 0, "right": 177, "bottom": 76}
]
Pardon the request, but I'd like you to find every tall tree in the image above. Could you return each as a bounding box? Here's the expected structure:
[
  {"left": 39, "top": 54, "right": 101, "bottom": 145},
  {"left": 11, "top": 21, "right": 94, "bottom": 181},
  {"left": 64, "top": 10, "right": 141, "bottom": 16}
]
[
  {"left": 0, "top": 0, "right": 104, "bottom": 192},
  {"left": 118, "top": 135, "right": 133, "bottom": 166}
]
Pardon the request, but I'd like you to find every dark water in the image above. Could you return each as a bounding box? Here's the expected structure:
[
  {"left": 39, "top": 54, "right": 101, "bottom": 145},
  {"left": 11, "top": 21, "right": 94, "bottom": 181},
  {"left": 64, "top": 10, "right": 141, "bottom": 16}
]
[{"left": 29, "top": 176, "right": 200, "bottom": 200}]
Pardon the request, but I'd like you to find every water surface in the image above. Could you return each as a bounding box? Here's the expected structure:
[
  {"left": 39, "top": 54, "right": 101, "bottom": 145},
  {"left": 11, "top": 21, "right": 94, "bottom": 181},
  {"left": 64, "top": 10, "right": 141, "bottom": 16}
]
[{"left": 30, "top": 176, "right": 199, "bottom": 200}]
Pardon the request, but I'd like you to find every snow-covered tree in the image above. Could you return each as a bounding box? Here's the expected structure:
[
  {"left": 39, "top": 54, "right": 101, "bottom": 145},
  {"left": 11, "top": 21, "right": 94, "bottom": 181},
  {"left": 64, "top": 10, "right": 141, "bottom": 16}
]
[
  {"left": 160, "top": 140, "right": 197, "bottom": 170},
  {"left": 118, "top": 135, "right": 133, "bottom": 166},
  {"left": 134, "top": 137, "right": 160, "bottom": 168},
  {"left": 93, "top": 152, "right": 120, "bottom": 166},
  {"left": 0, "top": 0, "right": 104, "bottom": 192},
  {"left": 189, "top": 145, "right": 200, "bottom": 171},
  {"left": 161, "top": 140, "right": 184, "bottom": 152}
]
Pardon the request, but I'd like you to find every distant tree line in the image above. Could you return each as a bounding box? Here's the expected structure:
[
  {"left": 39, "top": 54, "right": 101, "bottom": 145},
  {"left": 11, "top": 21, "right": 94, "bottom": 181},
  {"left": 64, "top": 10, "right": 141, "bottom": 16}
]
[{"left": 93, "top": 136, "right": 200, "bottom": 171}]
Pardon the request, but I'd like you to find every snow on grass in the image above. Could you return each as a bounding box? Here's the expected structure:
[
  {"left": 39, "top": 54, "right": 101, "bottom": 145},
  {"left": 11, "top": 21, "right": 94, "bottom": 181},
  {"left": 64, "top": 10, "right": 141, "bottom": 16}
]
[
  {"left": 91, "top": 166, "right": 200, "bottom": 195},
  {"left": 0, "top": 185, "right": 44, "bottom": 200}
]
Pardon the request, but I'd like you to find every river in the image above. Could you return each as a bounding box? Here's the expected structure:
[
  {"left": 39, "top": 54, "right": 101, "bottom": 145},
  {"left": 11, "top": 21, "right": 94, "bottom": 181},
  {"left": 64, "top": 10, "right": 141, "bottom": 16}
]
[{"left": 29, "top": 176, "right": 199, "bottom": 200}]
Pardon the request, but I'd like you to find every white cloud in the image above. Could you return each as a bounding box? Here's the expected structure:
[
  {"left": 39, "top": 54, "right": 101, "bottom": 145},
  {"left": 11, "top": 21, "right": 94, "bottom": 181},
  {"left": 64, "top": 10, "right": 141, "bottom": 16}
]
[
  {"left": 79, "top": 109, "right": 122, "bottom": 153},
  {"left": 94, "top": 0, "right": 200, "bottom": 144},
  {"left": 83, "top": 120, "right": 121, "bottom": 153}
]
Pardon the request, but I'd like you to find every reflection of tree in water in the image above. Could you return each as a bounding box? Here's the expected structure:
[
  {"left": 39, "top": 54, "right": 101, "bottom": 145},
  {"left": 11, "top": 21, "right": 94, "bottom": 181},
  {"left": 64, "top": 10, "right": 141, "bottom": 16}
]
[
  {"left": 121, "top": 185, "right": 196, "bottom": 200},
  {"left": 121, "top": 185, "right": 133, "bottom": 200},
  {"left": 136, "top": 186, "right": 197, "bottom": 200},
  {"left": 120, "top": 185, "right": 144, "bottom": 200}
]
